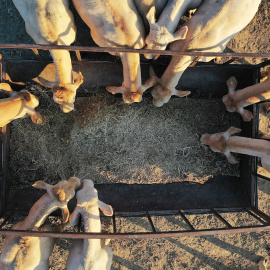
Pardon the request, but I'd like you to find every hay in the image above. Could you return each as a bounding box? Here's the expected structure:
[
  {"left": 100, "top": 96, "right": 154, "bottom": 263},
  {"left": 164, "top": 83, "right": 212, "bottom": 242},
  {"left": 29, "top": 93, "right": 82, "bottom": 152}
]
[{"left": 9, "top": 84, "right": 239, "bottom": 190}]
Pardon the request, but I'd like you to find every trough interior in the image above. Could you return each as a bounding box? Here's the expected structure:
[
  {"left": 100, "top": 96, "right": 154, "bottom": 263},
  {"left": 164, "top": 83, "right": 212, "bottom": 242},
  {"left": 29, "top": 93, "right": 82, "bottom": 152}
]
[{"left": 1, "top": 61, "right": 258, "bottom": 213}]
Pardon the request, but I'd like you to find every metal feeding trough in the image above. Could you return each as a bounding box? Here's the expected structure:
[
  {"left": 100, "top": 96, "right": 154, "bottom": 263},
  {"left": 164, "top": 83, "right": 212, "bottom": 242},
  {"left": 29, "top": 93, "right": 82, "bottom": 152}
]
[{"left": 0, "top": 44, "right": 270, "bottom": 240}]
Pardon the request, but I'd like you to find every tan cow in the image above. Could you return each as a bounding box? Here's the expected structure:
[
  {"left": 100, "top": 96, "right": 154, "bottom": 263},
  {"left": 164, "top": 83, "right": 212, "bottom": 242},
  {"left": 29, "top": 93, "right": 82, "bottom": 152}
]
[
  {"left": 201, "top": 127, "right": 270, "bottom": 172},
  {"left": 150, "top": 0, "right": 261, "bottom": 107},
  {"left": 258, "top": 258, "right": 268, "bottom": 270},
  {"left": 0, "top": 177, "right": 81, "bottom": 270},
  {"left": 72, "top": 0, "right": 155, "bottom": 104},
  {"left": 0, "top": 83, "right": 45, "bottom": 127},
  {"left": 12, "top": 0, "right": 83, "bottom": 113},
  {"left": 223, "top": 75, "right": 270, "bottom": 122}
]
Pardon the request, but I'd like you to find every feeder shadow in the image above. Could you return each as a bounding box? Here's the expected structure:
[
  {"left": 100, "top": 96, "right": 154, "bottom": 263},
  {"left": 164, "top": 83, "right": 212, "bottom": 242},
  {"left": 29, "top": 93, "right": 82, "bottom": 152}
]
[{"left": 112, "top": 254, "right": 145, "bottom": 270}]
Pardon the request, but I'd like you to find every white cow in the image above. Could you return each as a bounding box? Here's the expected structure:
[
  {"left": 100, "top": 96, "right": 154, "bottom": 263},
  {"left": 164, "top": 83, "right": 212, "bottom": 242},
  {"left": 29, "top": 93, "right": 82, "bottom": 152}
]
[
  {"left": 144, "top": 0, "right": 203, "bottom": 59},
  {"left": 66, "top": 179, "right": 113, "bottom": 270},
  {"left": 72, "top": 0, "right": 155, "bottom": 104},
  {"left": 12, "top": 0, "right": 83, "bottom": 113},
  {"left": 150, "top": 0, "right": 261, "bottom": 107},
  {"left": 201, "top": 127, "right": 270, "bottom": 172},
  {"left": 133, "top": 0, "right": 168, "bottom": 31},
  {"left": 0, "top": 177, "right": 81, "bottom": 270},
  {"left": 0, "top": 83, "right": 45, "bottom": 127}
]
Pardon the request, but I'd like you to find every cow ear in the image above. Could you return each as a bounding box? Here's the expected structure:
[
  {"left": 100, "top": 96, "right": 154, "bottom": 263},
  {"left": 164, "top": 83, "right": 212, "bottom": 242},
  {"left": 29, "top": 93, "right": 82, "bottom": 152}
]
[
  {"left": 69, "top": 207, "right": 81, "bottom": 226},
  {"left": 106, "top": 86, "right": 125, "bottom": 94},
  {"left": 226, "top": 127, "right": 241, "bottom": 136},
  {"left": 20, "top": 90, "right": 31, "bottom": 102},
  {"left": 174, "top": 90, "right": 191, "bottom": 97},
  {"left": 0, "top": 83, "right": 13, "bottom": 92},
  {"left": 173, "top": 26, "right": 188, "bottom": 41},
  {"left": 99, "top": 201, "right": 113, "bottom": 216},
  {"left": 227, "top": 77, "right": 237, "bottom": 91},
  {"left": 146, "top": 6, "right": 156, "bottom": 26},
  {"left": 33, "top": 180, "right": 48, "bottom": 189},
  {"left": 30, "top": 112, "right": 45, "bottom": 125},
  {"left": 38, "top": 77, "right": 57, "bottom": 88}
]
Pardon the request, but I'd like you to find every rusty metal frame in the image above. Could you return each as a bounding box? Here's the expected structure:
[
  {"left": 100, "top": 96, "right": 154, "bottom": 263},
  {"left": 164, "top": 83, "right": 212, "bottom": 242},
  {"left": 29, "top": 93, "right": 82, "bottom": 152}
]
[
  {"left": 1, "top": 43, "right": 270, "bottom": 59},
  {"left": 0, "top": 43, "right": 270, "bottom": 239},
  {"left": 0, "top": 207, "right": 270, "bottom": 239}
]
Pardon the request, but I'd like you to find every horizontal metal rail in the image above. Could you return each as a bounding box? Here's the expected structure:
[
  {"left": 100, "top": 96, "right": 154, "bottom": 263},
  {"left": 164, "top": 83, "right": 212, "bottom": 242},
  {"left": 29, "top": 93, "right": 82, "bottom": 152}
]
[
  {"left": 1, "top": 225, "right": 270, "bottom": 239},
  {"left": 1, "top": 43, "right": 270, "bottom": 58},
  {"left": 253, "top": 173, "right": 270, "bottom": 182},
  {"left": 1, "top": 207, "right": 269, "bottom": 239}
]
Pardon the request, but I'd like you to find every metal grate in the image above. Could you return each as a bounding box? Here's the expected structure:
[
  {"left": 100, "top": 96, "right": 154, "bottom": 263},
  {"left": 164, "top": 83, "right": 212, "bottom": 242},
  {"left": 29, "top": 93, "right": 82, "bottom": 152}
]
[
  {"left": 0, "top": 208, "right": 270, "bottom": 239},
  {"left": 0, "top": 43, "right": 270, "bottom": 239}
]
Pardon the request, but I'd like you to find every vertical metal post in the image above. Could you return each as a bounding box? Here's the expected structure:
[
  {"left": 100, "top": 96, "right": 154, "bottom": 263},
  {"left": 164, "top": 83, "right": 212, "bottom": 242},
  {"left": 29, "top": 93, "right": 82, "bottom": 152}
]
[
  {"left": 112, "top": 214, "right": 117, "bottom": 233},
  {"left": 251, "top": 207, "right": 270, "bottom": 224},
  {"left": 31, "top": 49, "right": 44, "bottom": 61},
  {"left": 245, "top": 208, "right": 267, "bottom": 225},
  {"left": 146, "top": 212, "right": 156, "bottom": 232},
  {"left": 0, "top": 213, "right": 11, "bottom": 229},
  {"left": 212, "top": 209, "right": 232, "bottom": 228},
  {"left": 178, "top": 210, "right": 195, "bottom": 231},
  {"left": 75, "top": 51, "right": 82, "bottom": 62}
]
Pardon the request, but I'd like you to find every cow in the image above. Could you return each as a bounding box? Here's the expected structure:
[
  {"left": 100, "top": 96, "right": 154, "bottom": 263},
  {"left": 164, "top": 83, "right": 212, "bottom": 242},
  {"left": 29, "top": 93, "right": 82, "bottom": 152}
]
[
  {"left": 72, "top": 0, "right": 156, "bottom": 104},
  {"left": 144, "top": 0, "right": 202, "bottom": 59},
  {"left": 150, "top": 0, "right": 261, "bottom": 107},
  {"left": 12, "top": 0, "right": 83, "bottom": 113},
  {"left": 0, "top": 83, "right": 45, "bottom": 127}
]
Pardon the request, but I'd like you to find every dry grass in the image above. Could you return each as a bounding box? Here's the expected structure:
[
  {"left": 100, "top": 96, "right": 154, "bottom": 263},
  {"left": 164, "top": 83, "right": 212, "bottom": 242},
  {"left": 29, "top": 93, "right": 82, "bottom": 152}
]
[{"left": 9, "top": 84, "right": 239, "bottom": 190}]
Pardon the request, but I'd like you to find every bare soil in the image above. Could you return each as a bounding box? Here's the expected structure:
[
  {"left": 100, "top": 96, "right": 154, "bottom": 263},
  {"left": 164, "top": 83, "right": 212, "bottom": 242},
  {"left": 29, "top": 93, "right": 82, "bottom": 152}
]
[{"left": 0, "top": 0, "right": 270, "bottom": 270}]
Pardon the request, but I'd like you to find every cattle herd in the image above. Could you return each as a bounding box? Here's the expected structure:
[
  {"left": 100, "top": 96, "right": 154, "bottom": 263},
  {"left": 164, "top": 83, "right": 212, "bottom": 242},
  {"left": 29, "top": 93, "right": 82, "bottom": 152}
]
[{"left": 0, "top": 0, "right": 270, "bottom": 269}]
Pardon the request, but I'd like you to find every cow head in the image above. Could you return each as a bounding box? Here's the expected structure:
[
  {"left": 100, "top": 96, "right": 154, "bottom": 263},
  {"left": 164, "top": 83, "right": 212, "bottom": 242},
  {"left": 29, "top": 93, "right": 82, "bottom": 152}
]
[
  {"left": 69, "top": 179, "right": 113, "bottom": 226},
  {"left": 150, "top": 68, "right": 190, "bottom": 107},
  {"left": 19, "top": 90, "right": 45, "bottom": 125},
  {"left": 33, "top": 177, "right": 81, "bottom": 223},
  {"left": 0, "top": 83, "right": 45, "bottom": 126},
  {"left": 39, "top": 72, "right": 83, "bottom": 113},
  {"left": 144, "top": 7, "right": 188, "bottom": 60},
  {"left": 106, "top": 77, "right": 155, "bottom": 104}
]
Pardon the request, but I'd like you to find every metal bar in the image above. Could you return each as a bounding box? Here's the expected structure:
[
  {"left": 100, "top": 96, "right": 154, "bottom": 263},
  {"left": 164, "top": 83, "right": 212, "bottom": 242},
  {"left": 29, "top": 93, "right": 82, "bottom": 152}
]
[
  {"left": 112, "top": 214, "right": 116, "bottom": 234},
  {"left": 0, "top": 214, "right": 12, "bottom": 229},
  {"left": 255, "top": 99, "right": 270, "bottom": 104},
  {"left": 146, "top": 212, "right": 156, "bottom": 232},
  {"left": 178, "top": 210, "right": 195, "bottom": 231},
  {"left": 188, "top": 207, "right": 247, "bottom": 214},
  {"left": 0, "top": 55, "right": 7, "bottom": 82},
  {"left": 258, "top": 59, "right": 270, "bottom": 68},
  {"left": 221, "top": 58, "right": 240, "bottom": 65},
  {"left": 251, "top": 207, "right": 270, "bottom": 223},
  {"left": 244, "top": 208, "right": 267, "bottom": 225},
  {"left": 31, "top": 49, "right": 44, "bottom": 61},
  {"left": 1, "top": 225, "right": 270, "bottom": 239},
  {"left": 252, "top": 173, "right": 270, "bottom": 182},
  {"left": 78, "top": 216, "right": 82, "bottom": 232},
  {"left": 188, "top": 56, "right": 201, "bottom": 67},
  {"left": 0, "top": 125, "right": 10, "bottom": 216},
  {"left": 0, "top": 54, "right": 2, "bottom": 82},
  {"left": 212, "top": 209, "right": 232, "bottom": 228},
  {"left": 1, "top": 43, "right": 270, "bottom": 58},
  {"left": 75, "top": 50, "right": 82, "bottom": 62}
]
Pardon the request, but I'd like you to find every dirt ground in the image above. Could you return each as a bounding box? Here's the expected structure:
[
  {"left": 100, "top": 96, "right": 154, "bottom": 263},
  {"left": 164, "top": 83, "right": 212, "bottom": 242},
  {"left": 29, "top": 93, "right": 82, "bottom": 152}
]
[{"left": 1, "top": 0, "right": 270, "bottom": 270}]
